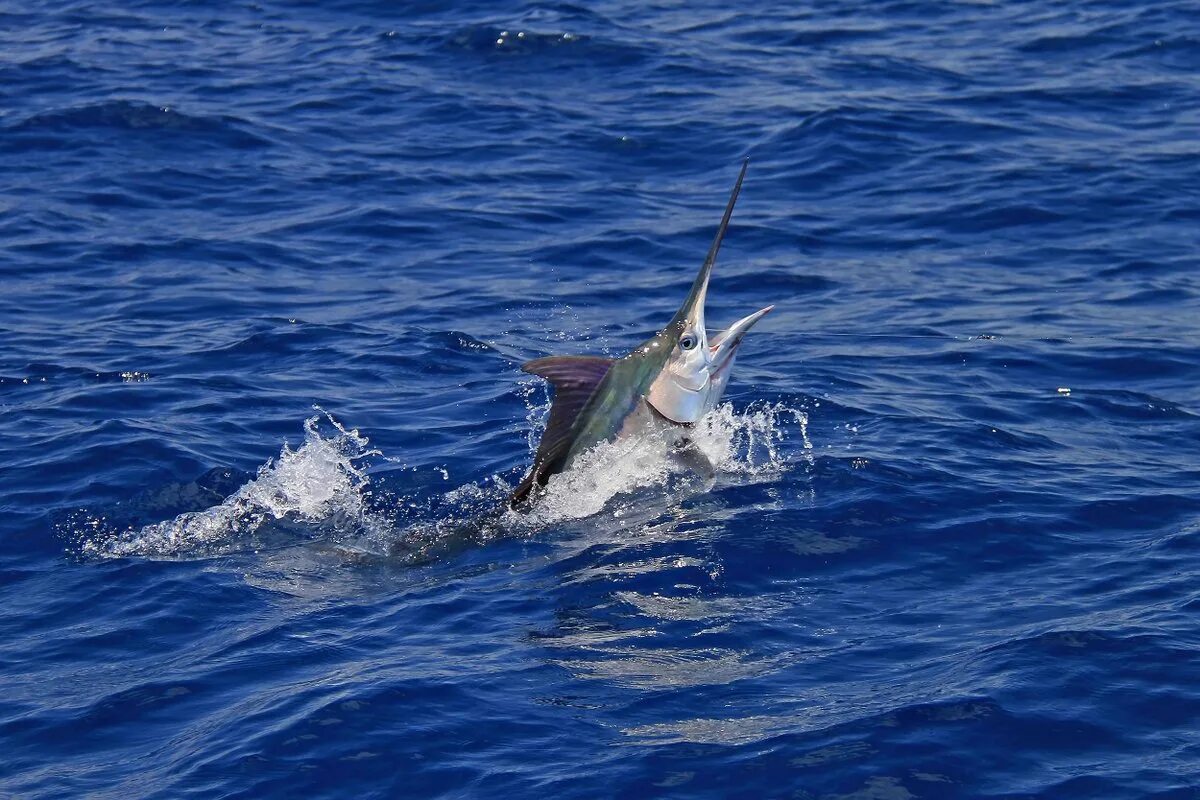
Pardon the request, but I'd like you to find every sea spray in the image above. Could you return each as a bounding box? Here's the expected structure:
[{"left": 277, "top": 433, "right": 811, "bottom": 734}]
[
  {"left": 74, "top": 411, "right": 380, "bottom": 559},
  {"left": 69, "top": 402, "right": 808, "bottom": 561},
  {"left": 516, "top": 401, "right": 809, "bottom": 527}
]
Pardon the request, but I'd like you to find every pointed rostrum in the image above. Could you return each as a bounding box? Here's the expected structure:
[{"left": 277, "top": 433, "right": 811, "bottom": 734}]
[{"left": 670, "top": 158, "right": 748, "bottom": 328}]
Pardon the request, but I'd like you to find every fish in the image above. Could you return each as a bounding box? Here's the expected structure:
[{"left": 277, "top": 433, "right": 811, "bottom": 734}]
[{"left": 510, "top": 160, "right": 773, "bottom": 508}]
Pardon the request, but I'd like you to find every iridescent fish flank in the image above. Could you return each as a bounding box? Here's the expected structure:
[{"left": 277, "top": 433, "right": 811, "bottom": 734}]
[{"left": 511, "top": 162, "right": 774, "bottom": 508}]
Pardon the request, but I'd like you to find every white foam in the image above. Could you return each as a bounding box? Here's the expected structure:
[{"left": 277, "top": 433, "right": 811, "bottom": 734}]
[
  {"left": 79, "top": 411, "right": 380, "bottom": 559},
  {"left": 73, "top": 399, "right": 808, "bottom": 561},
  {"left": 513, "top": 401, "right": 809, "bottom": 528}
]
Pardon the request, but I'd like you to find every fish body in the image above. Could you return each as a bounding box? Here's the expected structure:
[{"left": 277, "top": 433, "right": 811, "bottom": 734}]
[{"left": 511, "top": 162, "right": 772, "bottom": 507}]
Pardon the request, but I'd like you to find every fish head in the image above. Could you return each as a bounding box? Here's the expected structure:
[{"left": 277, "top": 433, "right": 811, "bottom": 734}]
[
  {"left": 643, "top": 161, "right": 773, "bottom": 424},
  {"left": 643, "top": 278, "right": 773, "bottom": 424}
]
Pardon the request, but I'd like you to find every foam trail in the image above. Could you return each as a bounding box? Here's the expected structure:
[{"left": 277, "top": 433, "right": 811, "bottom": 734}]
[{"left": 78, "top": 411, "right": 379, "bottom": 559}]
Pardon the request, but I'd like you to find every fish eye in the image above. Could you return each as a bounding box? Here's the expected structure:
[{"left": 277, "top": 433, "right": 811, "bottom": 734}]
[{"left": 679, "top": 335, "right": 697, "bottom": 351}]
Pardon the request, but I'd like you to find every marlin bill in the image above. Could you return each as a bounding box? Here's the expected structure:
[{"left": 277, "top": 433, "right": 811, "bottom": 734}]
[{"left": 511, "top": 161, "right": 773, "bottom": 508}]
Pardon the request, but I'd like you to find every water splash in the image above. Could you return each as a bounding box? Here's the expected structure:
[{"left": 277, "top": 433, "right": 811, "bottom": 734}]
[
  {"left": 68, "top": 400, "right": 808, "bottom": 562},
  {"left": 73, "top": 411, "right": 381, "bottom": 559},
  {"left": 514, "top": 401, "right": 810, "bottom": 528}
]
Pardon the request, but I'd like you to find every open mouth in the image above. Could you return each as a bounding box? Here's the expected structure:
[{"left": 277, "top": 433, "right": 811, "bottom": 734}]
[{"left": 710, "top": 305, "right": 774, "bottom": 365}]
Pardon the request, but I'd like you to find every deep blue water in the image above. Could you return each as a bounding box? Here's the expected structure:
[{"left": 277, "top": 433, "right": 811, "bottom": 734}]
[{"left": 3, "top": 1, "right": 1200, "bottom": 797}]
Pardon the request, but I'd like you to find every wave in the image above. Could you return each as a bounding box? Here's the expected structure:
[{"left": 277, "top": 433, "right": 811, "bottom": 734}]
[
  {"left": 7, "top": 100, "right": 272, "bottom": 149},
  {"left": 439, "top": 24, "right": 650, "bottom": 66}
]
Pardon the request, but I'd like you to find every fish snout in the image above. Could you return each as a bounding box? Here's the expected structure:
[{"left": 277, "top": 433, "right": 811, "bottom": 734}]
[{"left": 710, "top": 304, "right": 773, "bottom": 367}]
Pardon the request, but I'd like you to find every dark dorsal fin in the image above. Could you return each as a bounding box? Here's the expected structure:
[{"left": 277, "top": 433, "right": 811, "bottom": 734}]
[{"left": 510, "top": 355, "right": 615, "bottom": 507}]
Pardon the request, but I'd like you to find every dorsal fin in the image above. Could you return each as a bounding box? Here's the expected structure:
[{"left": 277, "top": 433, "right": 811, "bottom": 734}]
[
  {"left": 510, "top": 355, "right": 615, "bottom": 507},
  {"left": 522, "top": 355, "right": 614, "bottom": 388}
]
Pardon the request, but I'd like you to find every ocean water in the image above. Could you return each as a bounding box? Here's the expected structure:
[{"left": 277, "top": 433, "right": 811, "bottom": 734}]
[{"left": 2, "top": 0, "right": 1199, "bottom": 797}]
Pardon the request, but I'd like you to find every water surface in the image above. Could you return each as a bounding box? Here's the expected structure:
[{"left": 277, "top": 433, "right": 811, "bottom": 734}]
[{"left": 2, "top": 1, "right": 1199, "bottom": 797}]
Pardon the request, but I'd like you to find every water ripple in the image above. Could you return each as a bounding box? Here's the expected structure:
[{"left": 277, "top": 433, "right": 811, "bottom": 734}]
[{"left": 2, "top": 0, "right": 1199, "bottom": 797}]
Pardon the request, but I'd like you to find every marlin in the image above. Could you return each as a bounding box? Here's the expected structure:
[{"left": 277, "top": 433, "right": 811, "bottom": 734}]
[{"left": 510, "top": 161, "right": 773, "bottom": 508}]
